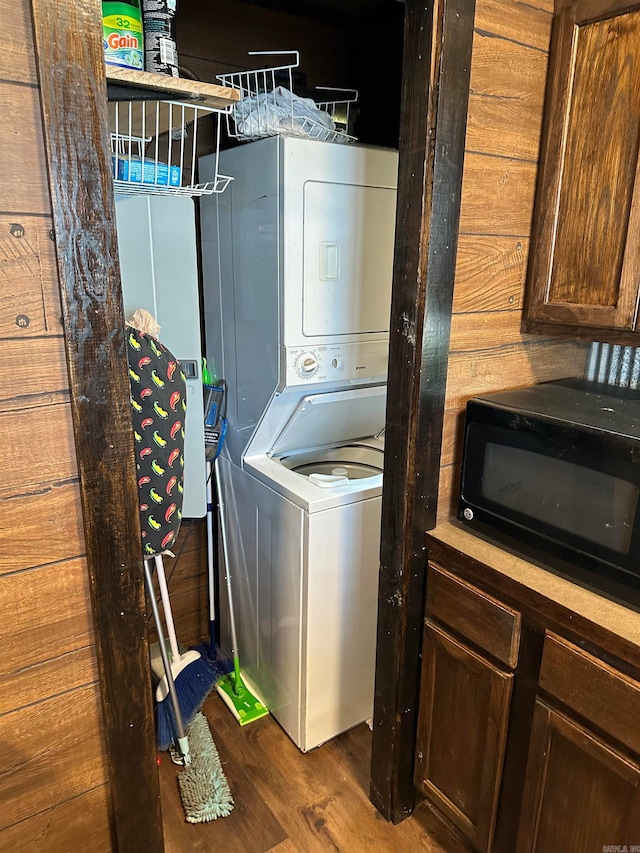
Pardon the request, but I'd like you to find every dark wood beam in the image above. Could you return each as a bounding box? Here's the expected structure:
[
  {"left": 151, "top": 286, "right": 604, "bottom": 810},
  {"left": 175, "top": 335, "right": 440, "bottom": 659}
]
[
  {"left": 370, "top": 0, "right": 476, "bottom": 823},
  {"left": 30, "top": 1, "right": 164, "bottom": 849}
]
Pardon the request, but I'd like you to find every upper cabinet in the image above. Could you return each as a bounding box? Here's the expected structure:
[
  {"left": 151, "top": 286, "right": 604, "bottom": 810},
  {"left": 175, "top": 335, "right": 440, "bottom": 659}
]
[{"left": 523, "top": 0, "right": 640, "bottom": 344}]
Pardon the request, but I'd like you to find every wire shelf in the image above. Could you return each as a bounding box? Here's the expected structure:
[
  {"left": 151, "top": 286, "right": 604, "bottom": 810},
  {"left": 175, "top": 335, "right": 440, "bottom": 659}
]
[
  {"left": 108, "top": 100, "right": 233, "bottom": 196},
  {"left": 217, "top": 51, "right": 358, "bottom": 144}
]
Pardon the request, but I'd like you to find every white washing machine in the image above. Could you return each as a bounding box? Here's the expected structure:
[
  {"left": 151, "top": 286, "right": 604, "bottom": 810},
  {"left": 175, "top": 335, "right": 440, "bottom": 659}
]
[{"left": 199, "top": 136, "right": 398, "bottom": 750}]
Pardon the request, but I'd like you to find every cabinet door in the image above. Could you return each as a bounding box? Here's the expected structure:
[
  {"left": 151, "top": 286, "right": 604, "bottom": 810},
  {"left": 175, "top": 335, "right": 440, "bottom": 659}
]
[
  {"left": 415, "top": 621, "right": 513, "bottom": 853},
  {"left": 524, "top": 0, "right": 640, "bottom": 337},
  {"left": 517, "top": 700, "right": 640, "bottom": 852}
]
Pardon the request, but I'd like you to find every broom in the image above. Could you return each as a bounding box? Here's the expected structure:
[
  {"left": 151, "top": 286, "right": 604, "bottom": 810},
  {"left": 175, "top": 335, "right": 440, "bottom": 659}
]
[
  {"left": 145, "top": 560, "right": 233, "bottom": 820},
  {"left": 144, "top": 558, "right": 191, "bottom": 763},
  {"left": 152, "top": 553, "right": 217, "bottom": 750}
]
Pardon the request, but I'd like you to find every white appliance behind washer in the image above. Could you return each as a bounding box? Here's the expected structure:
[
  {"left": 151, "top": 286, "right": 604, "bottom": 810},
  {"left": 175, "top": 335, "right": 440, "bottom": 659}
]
[{"left": 199, "top": 137, "right": 398, "bottom": 751}]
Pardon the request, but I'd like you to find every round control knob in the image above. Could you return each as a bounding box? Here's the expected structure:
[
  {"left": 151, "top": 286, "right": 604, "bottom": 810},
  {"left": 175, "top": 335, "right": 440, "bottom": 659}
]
[
  {"left": 295, "top": 352, "right": 319, "bottom": 378},
  {"left": 330, "top": 355, "right": 343, "bottom": 370}
]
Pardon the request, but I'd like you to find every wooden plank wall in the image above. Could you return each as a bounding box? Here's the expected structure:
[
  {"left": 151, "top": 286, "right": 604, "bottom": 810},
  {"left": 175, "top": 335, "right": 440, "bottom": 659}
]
[
  {"left": 176, "top": 0, "right": 351, "bottom": 88},
  {"left": 437, "top": 0, "right": 590, "bottom": 524},
  {"left": 0, "top": 2, "right": 114, "bottom": 850},
  {"left": 148, "top": 520, "right": 209, "bottom": 648}
]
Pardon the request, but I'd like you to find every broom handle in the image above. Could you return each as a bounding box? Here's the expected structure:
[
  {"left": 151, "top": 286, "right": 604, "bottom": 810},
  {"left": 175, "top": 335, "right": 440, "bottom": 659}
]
[
  {"left": 214, "top": 462, "right": 241, "bottom": 684},
  {"left": 154, "top": 554, "right": 181, "bottom": 664},
  {"left": 143, "top": 559, "right": 190, "bottom": 765},
  {"left": 206, "top": 459, "right": 216, "bottom": 627}
]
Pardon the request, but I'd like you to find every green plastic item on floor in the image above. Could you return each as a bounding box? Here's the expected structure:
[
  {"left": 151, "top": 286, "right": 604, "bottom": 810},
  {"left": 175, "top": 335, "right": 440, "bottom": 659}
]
[
  {"left": 216, "top": 664, "right": 269, "bottom": 726},
  {"left": 214, "top": 453, "right": 270, "bottom": 727}
]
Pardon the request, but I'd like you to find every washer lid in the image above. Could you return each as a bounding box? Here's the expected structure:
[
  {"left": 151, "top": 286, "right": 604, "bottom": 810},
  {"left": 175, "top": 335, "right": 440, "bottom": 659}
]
[{"left": 269, "top": 385, "right": 386, "bottom": 457}]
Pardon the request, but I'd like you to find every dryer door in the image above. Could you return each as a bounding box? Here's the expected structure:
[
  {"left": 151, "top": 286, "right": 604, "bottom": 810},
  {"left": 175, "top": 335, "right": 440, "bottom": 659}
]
[{"left": 302, "top": 181, "right": 397, "bottom": 337}]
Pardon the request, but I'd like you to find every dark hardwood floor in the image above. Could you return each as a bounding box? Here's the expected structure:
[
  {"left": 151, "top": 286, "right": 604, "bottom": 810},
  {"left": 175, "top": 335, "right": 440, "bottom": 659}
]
[{"left": 159, "top": 692, "right": 469, "bottom": 852}]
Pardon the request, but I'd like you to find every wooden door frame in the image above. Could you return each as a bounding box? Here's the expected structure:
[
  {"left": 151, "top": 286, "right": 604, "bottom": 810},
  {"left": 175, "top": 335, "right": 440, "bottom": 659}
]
[
  {"left": 30, "top": 1, "right": 164, "bottom": 850},
  {"left": 370, "top": 0, "right": 475, "bottom": 823},
  {"left": 27, "top": 0, "right": 474, "bottom": 843}
]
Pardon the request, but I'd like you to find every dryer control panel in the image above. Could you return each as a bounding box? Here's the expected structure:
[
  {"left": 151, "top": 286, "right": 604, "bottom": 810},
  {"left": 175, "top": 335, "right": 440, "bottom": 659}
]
[{"left": 281, "top": 341, "right": 389, "bottom": 389}]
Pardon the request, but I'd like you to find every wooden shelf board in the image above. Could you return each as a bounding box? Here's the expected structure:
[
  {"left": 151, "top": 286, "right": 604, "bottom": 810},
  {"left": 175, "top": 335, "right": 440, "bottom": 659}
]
[{"left": 105, "top": 67, "right": 240, "bottom": 109}]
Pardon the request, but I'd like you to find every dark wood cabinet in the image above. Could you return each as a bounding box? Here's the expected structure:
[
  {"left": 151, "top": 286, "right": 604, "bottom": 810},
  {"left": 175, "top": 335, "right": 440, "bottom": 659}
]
[
  {"left": 517, "top": 701, "right": 640, "bottom": 852},
  {"left": 418, "top": 538, "right": 640, "bottom": 853},
  {"left": 416, "top": 565, "right": 520, "bottom": 852},
  {"left": 523, "top": 0, "right": 640, "bottom": 343},
  {"left": 517, "top": 633, "right": 640, "bottom": 851},
  {"left": 415, "top": 621, "right": 513, "bottom": 853}
]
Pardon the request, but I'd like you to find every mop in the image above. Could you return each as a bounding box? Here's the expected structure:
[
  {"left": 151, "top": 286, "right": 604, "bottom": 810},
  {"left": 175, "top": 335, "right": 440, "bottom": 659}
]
[
  {"left": 214, "top": 461, "right": 269, "bottom": 725},
  {"left": 200, "top": 376, "right": 261, "bottom": 717}
]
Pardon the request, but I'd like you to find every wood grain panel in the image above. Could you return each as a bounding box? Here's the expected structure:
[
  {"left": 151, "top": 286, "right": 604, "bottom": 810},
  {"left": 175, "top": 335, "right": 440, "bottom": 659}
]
[
  {"left": 445, "top": 339, "right": 587, "bottom": 409},
  {"left": 415, "top": 621, "right": 513, "bottom": 851},
  {"left": 469, "top": 30, "right": 549, "bottom": 103},
  {"left": 0, "top": 338, "right": 69, "bottom": 413},
  {"left": 440, "top": 406, "right": 465, "bottom": 468},
  {"left": 1, "top": 403, "right": 76, "bottom": 488},
  {"left": 525, "top": 1, "right": 640, "bottom": 335},
  {"left": 0, "top": 480, "right": 83, "bottom": 574},
  {"left": 176, "top": 0, "right": 351, "bottom": 89},
  {"left": 371, "top": 0, "right": 476, "bottom": 822},
  {"left": 0, "top": 82, "right": 50, "bottom": 214},
  {"left": 0, "top": 645, "right": 98, "bottom": 718},
  {"left": 474, "top": 0, "right": 552, "bottom": 51},
  {"left": 552, "top": 9, "right": 640, "bottom": 308},
  {"left": 159, "top": 544, "right": 207, "bottom": 597},
  {"left": 0, "top": 215, "right": 62, "bottom": 337},
  {"left": 437, "top": 462, "right": 460, "bottom": 525},
  {"left": 449, "top": 308, "right": 527, "bottom": 352},
  {"left": 540, "top": 633, "right": 640, "bottom": 756},
  {"left": 465, "top": 93, "right": 543, "bottom": 161},
  {"left": 458, "top": 153, "right": 537, "bottom": 236},
  {"left": 0, "top": 783, "right": 114, "bottom": 853},
  {"left": 427, "top": 563, "right": 521, "bottom": 667},
  {"left": 146, "top": 519, "right": 208, "bottom": 645},
  {"left": 31, "top": 0, "right": 164, "bottom": 841},
  {"left": 0, "top": 0, "right": 38, "bottom": 84},
  {"left": 33, "top": 219, "right": 63, "bottom": 332},
  {"left": 516, "top": 701, "right": 640, "bottom": 852},
  {"left": 0, "top": 684, "right": 108, "bottom": 832},
  {"left": 453, "top": 235, "right": 527, "bottom": 312},
  {"left": 188, "top": 692, "right": 458, "bottom": 853},
  {"left": 178, "top": 516, "right": 207, "bottom": 551},
  {"left": 153, "top": 580, "right": 209, "bottom": 645},
  {"left": 0, "top": 557, "right": 96, "bottom": 713}
]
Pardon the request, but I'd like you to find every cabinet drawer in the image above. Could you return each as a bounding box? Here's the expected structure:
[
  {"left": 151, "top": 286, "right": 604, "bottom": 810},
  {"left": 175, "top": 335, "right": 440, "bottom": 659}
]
[
  {"left": 539, "top": 632, "right": 640, "bottom": 756},
  {"left": 426, "top": 563, "right": 521, "bottom": 668}
]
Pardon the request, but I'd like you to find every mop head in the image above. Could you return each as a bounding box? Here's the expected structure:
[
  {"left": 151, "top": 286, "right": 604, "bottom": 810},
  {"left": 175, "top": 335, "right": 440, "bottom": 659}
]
[
  {"left": 216, "top": 670, "right": 269, "bottom": 726},
  {"left": 155, "top": 653, "right": 219, "bottom": 751},
  {"left": 170, "top": 711, "right": 234, "bottom": 823}
]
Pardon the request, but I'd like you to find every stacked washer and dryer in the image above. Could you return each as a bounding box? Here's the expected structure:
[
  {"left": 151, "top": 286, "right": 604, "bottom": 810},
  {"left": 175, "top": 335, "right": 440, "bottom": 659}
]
[{"left": 199, "top": 136, "right": 398, "bottom": 752}]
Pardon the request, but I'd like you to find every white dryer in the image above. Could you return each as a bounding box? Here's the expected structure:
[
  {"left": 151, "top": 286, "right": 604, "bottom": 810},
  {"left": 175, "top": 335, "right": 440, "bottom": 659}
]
[{"left": 199, "top": 136, "right": 398, "bottom": 751}]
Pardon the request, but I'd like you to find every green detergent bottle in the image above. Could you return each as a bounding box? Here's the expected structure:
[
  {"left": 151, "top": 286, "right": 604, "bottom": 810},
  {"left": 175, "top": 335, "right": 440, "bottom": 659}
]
[{"left": 102, "top": 0, "right": 144, "bottom": 70}]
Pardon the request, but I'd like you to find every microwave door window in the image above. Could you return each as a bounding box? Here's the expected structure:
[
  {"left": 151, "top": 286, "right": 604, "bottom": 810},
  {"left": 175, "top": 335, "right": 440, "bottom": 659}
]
[{"left": 481, "top": 443, "right": 639, "bottom": 555}]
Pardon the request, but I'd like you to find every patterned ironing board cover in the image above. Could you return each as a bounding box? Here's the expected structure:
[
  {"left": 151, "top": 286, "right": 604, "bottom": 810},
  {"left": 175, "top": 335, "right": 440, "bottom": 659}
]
[{"left": 126, "top": 327, "right": 186, "bottom": 557}]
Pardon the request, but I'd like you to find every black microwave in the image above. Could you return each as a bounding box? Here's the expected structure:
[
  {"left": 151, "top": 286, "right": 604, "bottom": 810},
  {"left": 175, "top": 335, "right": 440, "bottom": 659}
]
[{"left": 458, "top": 379, "right": 640, "bottom": 608}]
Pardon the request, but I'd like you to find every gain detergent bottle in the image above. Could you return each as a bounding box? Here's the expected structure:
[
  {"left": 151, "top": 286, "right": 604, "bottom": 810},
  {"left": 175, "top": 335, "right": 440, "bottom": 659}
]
[{"left": 103, "top": 0, "right": 144, "bottom": 70}]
